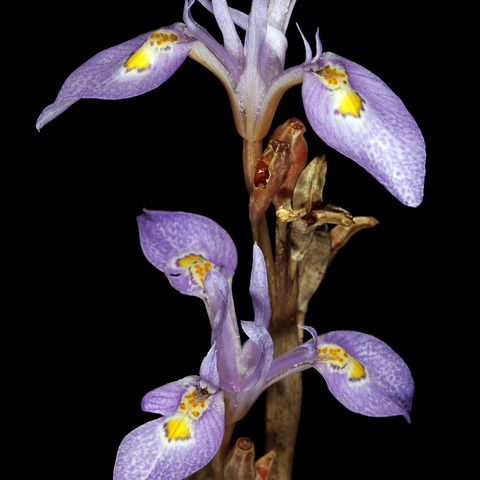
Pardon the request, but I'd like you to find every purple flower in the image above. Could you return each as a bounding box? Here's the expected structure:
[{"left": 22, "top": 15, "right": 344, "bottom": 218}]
[
  {"left": 36, "top": 0, "right": 425, "bottom": 207},
  {"left": 113, "top": 210, "right": 414, "bottom": 479}
]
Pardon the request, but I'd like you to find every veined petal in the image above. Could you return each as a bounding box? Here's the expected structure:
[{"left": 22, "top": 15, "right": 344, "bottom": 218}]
[
  {"left": 312, "top": 330, "right": 414, "bottom": 421},
  {"left": 115, "top": 376, "right": 224, "bottom": 480},
  {"left": 236, "top": 244, "right": 271, "bottom": 394},
  {"left": 142, "top": 375, "right": 202, "bottom": 416},
  {"left": 231, "top": 320, "right": 273, "bottom": 421},
  {"left": 267, "top": 0, "right": 297, "bottom": 33},
  {"left": 212, "top": 0, "right": 245, "bottom": 63},
  {"left": 302, "top": 52, "right": 426, "bottom": 207},
  {"left": 36, "top": 23, "right": 193, "bottom": 130},
  {"left": 137, "top": 210, "right": 237, "bottom": 298},
  {"left": 204, "top": 267, "right": 244, "bottom": 387},
  {"left": 249, "top": 243, "right": 271, "bottom": 329},
  {"left": 264, "top": 325, "right": 318, "bottom": 388},
  {"left": 200, "top": 341, "right": 221, "bottom": 388},
  {"left": 241, "top": 320, "right": 274, "bottom": 388}
]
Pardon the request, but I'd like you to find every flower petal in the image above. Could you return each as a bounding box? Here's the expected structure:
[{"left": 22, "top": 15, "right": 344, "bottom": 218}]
[
  {"left": 263, "top": 325, "right": 318, "bottom": 388},
  {"left": 241, "top": 320, "right": 274, "bottom": 389},
  {"left": 141, "top": 375, "right": 201, "bottom": 416},
  {"left": 302, "top": 52, "right": 426, "bottom": 207},
  {"left": 249, "top": 243, "right": 271, "bottom": 329},
  {"left": 137, "top": 210, "right": 237, "bottom": 298},
  {"left": 115, "top": 376, "right": 225, "bottom": 480},
  {"left": 200, "top": 341, "right": 221, "bottom": 388},
  {"left": 312, "top": 330, "right": 414, "bottom": 421},
  {"left": 36, "top": 24, "right": 193, "bottom": 130}
]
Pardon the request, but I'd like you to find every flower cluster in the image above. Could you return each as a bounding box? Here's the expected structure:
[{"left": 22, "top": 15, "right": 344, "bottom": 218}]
[
  {"left": 112, "top": 210, "right": 414, "bottom": 480},
  {"left": 36, "top": 0, "right": 425, "bottom": 207}
]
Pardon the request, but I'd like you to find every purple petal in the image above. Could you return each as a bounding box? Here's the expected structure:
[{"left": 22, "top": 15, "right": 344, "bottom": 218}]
[
  {"left": 249, "top": 243, "right": 271, "bottom": 329},
  {"left": 239, "top": 321, "right": 273, "bottom": 392},
  {"left": 227, "top": 320, "right": 273, "bottom": 421},
  {"left": 302, "top": 52, "right": 426, "bottom": 207},
  {"left": 115, "top": 377, "right": 224, "bottom": 480},
  {"left": 211, "top": 0, "right": 245, "bottom": 62},
  {"left": 137, "top": 210, "right": 237, "bottom": 298},
  {"left": 312, "top": 330, "right": 414, "bottom": 421},
  {"left": 142, "top": 375, "right": 200, "bottom": 415},
  {"left": 36, "top": 24, "right": 193, "bottom": 130},
  {"left": 204, "top": 267, "right": 230, "bottom": 328},
  {"left": 204, "top": 268, "right": 244, "bottom": 386},
  {"left": 264, "top": 325, "right": 318, "bottom": 388},
  {"left": 200, "top": 341, "right": 221, "bottom": 388}
]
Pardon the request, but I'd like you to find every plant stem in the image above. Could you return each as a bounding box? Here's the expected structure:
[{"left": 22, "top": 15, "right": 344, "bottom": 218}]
[
  {"left": 264, "top": 220, "right": 301, "bottom": 480},
  {"left": 243, "top": 138, "right": 275, "bottom": 296},
  {"left": 244, "top": 137, "right": 301, "bottom": 480}
]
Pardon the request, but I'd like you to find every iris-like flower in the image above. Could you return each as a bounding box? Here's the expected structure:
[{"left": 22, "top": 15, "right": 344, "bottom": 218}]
[
  {"left": 37, "top": 0, "right": 425, "bottom": 207},
  {"left": 113, "top": 210, "right": 414, "bottom": 480}
]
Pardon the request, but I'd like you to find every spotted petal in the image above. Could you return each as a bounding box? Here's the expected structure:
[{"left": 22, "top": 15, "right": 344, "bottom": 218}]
[
  {"left": 36, "top": 23, "right": 194, "bottom": 130},
  {"left": 312, "top": 330, "right": 414, "bottom": 421},
  {"left": 302, "top": 52, "right": 426, "bottom": 207},
  {"left": 114, "top": 375, "right": 225, "bottom": 480},
  {"left": 137, "top": 210, "right": 237, "bottom": 298}
]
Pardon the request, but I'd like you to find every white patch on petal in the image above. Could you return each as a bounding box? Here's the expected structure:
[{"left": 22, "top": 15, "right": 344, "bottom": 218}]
[
  {"left": 316, "top": 343, "right": 368, "bottom": 383},
  {"left": 315, "top": 63, "right": 364, "bottom": 118}
]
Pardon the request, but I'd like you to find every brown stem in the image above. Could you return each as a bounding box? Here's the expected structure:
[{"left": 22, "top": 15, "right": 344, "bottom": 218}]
[
  {"left": 244, "top": 138, "right": 302, "bottom": 480},
  {"left": 264, "top": 220, "right": 301, "bottom": 480}
]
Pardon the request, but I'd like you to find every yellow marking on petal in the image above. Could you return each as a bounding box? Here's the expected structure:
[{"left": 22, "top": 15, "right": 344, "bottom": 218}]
[
  {"left": 338, "top": 90, "right": 363, "bottom": 117},
  {"left": 350, "top": 357, "right": 366, "bottom": 381},
  {"left": 124, "top": 29, "right": 180, "bottom": 72},
  {"left": 316, "top": 63, "right": 364, "bottom": 118},
  {"left": 165, "top": 418, "right": 191, "bottom": 441},
  {"left": 317, "top": 343, "right": 366, "bottom": 381},
  {"left": 125, "top": 49, "right": 151, "bottom": 72},
  {"left": 177, "top": 254, "right": 214, "bottom": 288},
  {"left": 163, "top": 384, "right": 215, "bottom": 442}
]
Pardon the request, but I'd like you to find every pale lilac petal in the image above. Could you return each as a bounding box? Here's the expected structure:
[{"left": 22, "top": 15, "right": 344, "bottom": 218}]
[
  {"left": 183, "top": 0, "right": 242, "bottom": 79},
  {"left": 212, "top": 0, "right": 245, "bottom": 62},
  {"left": 239, "top": 321, "right": 273, "bottom": 392},
  {"left": 264, "top": 325, "right": 318, "bottom": 387},
  {"left": 204, "top": 267, "right": 230, "bottom": 328},
  {"left": 137, "top": 210, "right": 237, "bottom": 298},
  {"left": 36, "top": 24, "right": 193, "bottom": 130},
  {"left": 249, "top": 243, "right": 271, "bottom": 329},
  {"left": 115, "top": 378, "right": 224, "bottom": 480},
  {"left": 200, "top": 342, "right": 221, "bottom": 388},
  {"left": 228, "top": 320, "right": 273, "bottom": 421},
  {"left": 267, "top": 0, "right": 298, "bottom": 33},
  {"left": 302, "top": 52, "right": 426, "bottom": 207},
  {"left": 205, "top": 268, "right": 243, "bottom": 386},
  {"left": 312, "top": 330, "right": 414, "bottom": 421},
  {"left": 141, "top": 376, "right": 200, "bottom": 415}
]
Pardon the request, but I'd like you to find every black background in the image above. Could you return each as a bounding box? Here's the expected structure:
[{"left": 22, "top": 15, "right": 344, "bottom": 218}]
[{"left": 14, "top": 1, "right": 463, "bottom": 478}]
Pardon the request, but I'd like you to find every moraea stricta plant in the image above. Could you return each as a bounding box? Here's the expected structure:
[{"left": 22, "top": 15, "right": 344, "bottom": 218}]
[
  {"left": 36, "top": 0, "right": 425, "bottom": 207},
  {"left": 113, "top": 210, "right": 414, "bottom": 480}
]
